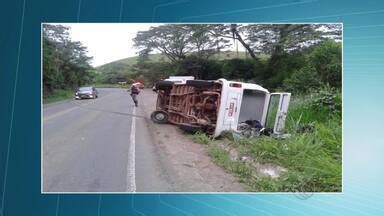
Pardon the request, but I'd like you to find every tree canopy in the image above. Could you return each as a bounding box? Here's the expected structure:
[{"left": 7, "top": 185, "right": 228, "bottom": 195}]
[
  {"left": 133, "top": 24, "right": 230, "bottom": 62},
  {"left": 244, "top": 24, "right": 341, "bottom": 55}
]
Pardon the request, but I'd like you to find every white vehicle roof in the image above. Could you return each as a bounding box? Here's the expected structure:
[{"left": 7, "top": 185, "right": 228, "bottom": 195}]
[
  {"left": 164, "top": 78, "right": 184, "bottom": 83},
  {"left": 168, "top": 76, "right": 194, "bottom": 80},
  {"left": 217, "top": 78, "right": 269, "bottom": 93},
  {"left": 165, "top": 76, "right": 195, "bottom": 84}
]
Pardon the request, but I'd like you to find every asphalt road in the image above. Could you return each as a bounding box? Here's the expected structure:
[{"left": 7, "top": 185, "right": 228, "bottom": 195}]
[{"left": 43, "top": 88, "right": 173, "bottom": 192}]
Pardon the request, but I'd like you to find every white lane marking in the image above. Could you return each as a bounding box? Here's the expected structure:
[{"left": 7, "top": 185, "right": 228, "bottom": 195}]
[{"left": 126, "top": 107, "right": 136, "bottom": 192}]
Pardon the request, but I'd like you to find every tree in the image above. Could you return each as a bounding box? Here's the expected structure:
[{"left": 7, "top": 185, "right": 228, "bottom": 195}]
[
  {"left": 230, "top": 24, "right": 259, "bottom": 60},
  {"left": 134, "top": 25, "right": 191, "bottom": 62},
  {"left": 185, "top": 24, "right": 230, "bottom": 59},
  {"left": 43, "top": 24, "right": 94, "bottom": 95}
]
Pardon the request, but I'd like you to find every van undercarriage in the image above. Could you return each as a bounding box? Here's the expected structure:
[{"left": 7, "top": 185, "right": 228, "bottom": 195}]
[{"left": 152, "top": 80, "right": 222, "bottom": 134}]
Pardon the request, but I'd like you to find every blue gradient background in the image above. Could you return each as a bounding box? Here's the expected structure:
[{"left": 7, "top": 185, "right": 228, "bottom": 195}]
[{"left": 0, "top": 0, "right": 383, "bottom": 215}]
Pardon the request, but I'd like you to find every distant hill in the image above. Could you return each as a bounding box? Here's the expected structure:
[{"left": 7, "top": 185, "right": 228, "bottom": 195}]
[
  {"left": 95, "top": 54, "right": 167, "bottom": 74},
  {"left": 93, "top": 51, "right": 271, "bottom": 85},
  {"left": 95, "top": 51, "right": 269, "bottom": 75}
]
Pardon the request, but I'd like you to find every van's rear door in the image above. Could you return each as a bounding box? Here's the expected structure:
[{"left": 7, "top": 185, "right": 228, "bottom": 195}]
[{"left": 265, "top": 93, "right": 291, "bottom": 134}]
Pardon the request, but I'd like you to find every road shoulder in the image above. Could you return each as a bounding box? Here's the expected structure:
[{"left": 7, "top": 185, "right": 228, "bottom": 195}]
[{"left": 139, "top": 89, "right": 246, "bottom": 192}]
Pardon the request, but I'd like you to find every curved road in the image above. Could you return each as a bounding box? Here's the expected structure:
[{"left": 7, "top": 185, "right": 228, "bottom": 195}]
[{"left": 43, "top": 88, "right": 173, "bottom": 192}]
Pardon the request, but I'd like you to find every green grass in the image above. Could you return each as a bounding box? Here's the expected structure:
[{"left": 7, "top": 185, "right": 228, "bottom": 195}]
[
  {"left": 191, "top": 132, "right": 214, "bottom": 145},
  {"left": 192, "top": 88, "right": 342, "bottom": 192},
  {"left": 43, "top": 89, "right": 74, "bottom": 104}
]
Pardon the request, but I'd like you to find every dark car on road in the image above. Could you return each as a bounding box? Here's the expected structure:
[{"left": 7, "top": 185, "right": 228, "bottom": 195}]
[{"left": 75, "top": 86, "right": 98, "bottom": 100}]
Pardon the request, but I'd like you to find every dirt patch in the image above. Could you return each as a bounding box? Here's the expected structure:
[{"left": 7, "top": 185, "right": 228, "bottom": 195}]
[
  {"left": 138, "top": 89, "right": 246, "bottom": 192},
  {"left": 218, "top": 141, "right": 287, "bottom": 179}
]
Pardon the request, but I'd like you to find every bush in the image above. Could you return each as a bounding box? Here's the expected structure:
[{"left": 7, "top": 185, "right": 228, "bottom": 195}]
[
  {"left": 309, "top": 85, "right": 342, "bottom": 116},
  {"left": 285, "top": 86, "right": 341, "bottom": 132},
  {"left": 221, "top": 58, "right": 264, "bottom": 81},
  {"left": 175, "top": 55, "right": 222, "bottom": 80},
  {"left": 283, "top": 41, "right": 341, "bottom": 92},
  {"left": 307, "top": 40, "right": 342, "bottom": 88},
  {"left": 283, "top": 67, "right": 322, "bottom": 93},
  {"left": 263, "top": 52, "right": 306, "bottom": 90},
  {"left": 43, "top": 89, "right": 73, "bottom": 103}
]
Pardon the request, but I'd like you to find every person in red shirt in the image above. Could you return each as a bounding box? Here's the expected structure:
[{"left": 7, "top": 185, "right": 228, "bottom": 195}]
[{"left": 130, "top": 84, "right": 140, "bottom": 107}]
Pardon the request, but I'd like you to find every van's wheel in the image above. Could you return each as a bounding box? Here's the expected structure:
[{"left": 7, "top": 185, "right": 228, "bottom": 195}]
[
  {"left": 178, "top": 123, "right": 202, "bottom": 134},
  {"left": 150, "top": 110, "right": 169, "bottom": 124},
  {"left": 155, "top": 81, "right": 174, "bottom": 90},
  {"left": 186, "top": 80, "right": 214, "bottom": 88}
]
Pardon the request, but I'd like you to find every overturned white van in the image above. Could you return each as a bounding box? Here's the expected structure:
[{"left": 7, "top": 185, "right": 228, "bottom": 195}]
[{"left": 151, "top": 78, "right": 291, "bottom": 137}]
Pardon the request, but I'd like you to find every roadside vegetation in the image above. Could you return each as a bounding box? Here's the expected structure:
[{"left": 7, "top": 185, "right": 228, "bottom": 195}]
[{"left": 43, "top": 89, "right": 74, "bottom": 104}]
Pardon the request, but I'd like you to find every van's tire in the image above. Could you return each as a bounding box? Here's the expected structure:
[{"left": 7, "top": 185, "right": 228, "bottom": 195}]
[
  {"left": 179, "top": 123, "right": 202, "bottom": 134},
  {"left": 150, "top": 110, "right": 169, "bottom": 124},
  {"left": 186, "top": 80, "right": 214, "bottom": 88},
  {"left": 155, "top": 81, "right": 174, "bottom": 90}
]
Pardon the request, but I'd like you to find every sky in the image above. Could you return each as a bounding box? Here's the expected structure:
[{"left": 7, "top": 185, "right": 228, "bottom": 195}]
[{"left": 67, "top": 23, "right": 159, "bottom": 67}]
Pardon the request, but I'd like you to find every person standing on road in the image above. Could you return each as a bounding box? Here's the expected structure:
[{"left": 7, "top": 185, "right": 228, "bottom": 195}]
[{"left": 130, "top": 83, "right": 140, "bottom": 107}]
